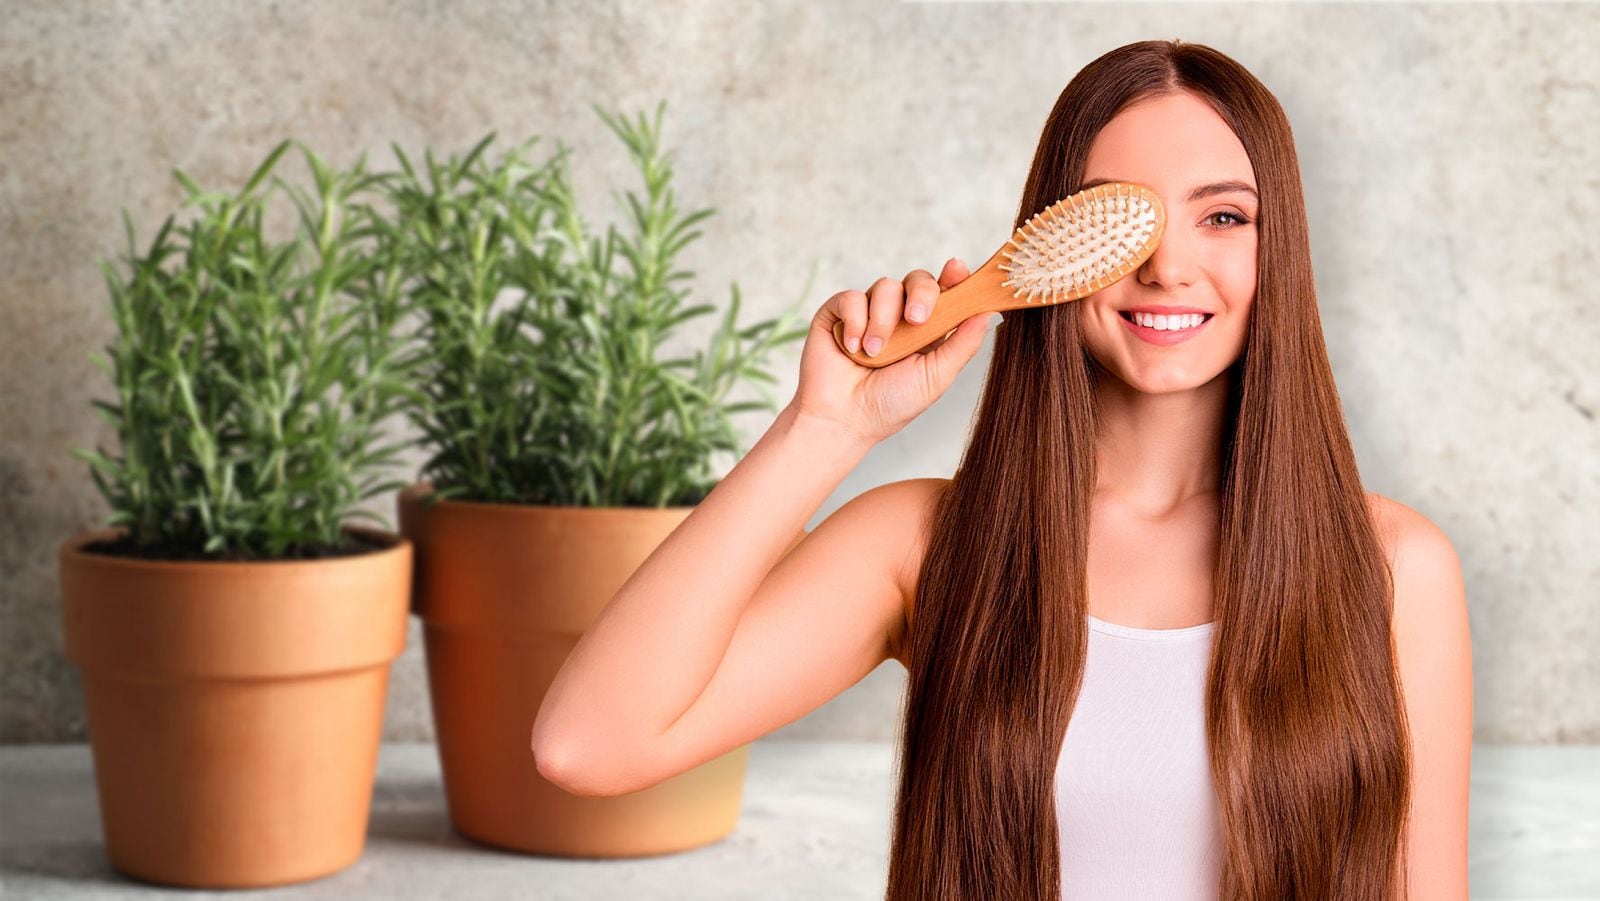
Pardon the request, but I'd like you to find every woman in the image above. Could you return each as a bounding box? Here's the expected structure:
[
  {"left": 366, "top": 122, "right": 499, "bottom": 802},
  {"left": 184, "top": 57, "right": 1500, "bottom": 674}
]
[{"left": 533, "top": 39, "right": 1472, "bottom": 900}]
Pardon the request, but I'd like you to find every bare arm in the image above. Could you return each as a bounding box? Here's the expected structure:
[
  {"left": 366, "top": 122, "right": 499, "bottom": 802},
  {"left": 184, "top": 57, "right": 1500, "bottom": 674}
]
[
  {"left": 531, "top": 258, "right": 996, "bottom": 798},
  {"left": 1375, "top": 495, "right": 1473, "bottom": 899},
  {"left": 530, "top": 403, "right": 876, "bottom": 795}
]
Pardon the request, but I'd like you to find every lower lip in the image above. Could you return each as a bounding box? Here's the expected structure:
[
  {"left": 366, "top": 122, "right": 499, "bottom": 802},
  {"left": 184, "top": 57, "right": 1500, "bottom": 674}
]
[{"left": 1119, "top": 313, "right": 1213, "bottom": 346}]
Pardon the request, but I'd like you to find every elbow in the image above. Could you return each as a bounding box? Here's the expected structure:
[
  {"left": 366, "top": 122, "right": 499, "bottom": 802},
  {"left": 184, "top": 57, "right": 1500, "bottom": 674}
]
[
  {"left": 532, "top": 739, "right": 600, "bottom": 796},
  {"left": 531, "top": 704, "right": 607, "bottom": 796},
  {"left": 531, "top": 738, "right": 632, "bottom": 798}
]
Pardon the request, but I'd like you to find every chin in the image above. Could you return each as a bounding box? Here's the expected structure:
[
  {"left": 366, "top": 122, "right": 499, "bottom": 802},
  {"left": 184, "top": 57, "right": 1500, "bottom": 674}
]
[{"left": 1118, "top": 365, "right": 1221, "bottom": 395}]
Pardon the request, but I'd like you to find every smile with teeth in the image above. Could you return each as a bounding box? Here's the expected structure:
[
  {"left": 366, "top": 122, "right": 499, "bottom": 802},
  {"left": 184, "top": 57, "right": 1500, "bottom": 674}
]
[{"left": 1120, "top": 311, "right": 1213, "bottom": 331}]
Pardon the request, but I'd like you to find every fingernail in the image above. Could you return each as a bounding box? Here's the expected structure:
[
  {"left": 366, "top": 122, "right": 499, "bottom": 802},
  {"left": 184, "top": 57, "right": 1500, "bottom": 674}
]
[
  {"left": 907, "top": 304, "right": 927, "bottom": 323},
  {"left": 846, "top": 335, "right": 861, "bottom": 353},
  {"left": 864, "top": 336, "right": 883, "bottom": 356},
  {"left": 988, "top": 313, "right": 1003, "bottom": 328}
]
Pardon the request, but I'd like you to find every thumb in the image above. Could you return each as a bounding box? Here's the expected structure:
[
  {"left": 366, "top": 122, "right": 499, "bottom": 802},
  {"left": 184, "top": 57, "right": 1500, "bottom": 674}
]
[{"left": 924, "top": 311, "right": 1001, "bottom": 387}]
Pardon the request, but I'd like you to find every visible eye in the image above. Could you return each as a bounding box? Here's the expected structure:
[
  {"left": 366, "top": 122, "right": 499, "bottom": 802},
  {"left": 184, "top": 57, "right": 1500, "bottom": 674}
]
[{"left": 1205, "top": 211, "right": 1251, "bottom": 229}]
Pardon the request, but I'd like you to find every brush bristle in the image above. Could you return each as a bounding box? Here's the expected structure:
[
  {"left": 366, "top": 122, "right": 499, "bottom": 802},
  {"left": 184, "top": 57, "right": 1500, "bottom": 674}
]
[{"left": 998, "top": 183, "right": 1165, "bottom": 304}]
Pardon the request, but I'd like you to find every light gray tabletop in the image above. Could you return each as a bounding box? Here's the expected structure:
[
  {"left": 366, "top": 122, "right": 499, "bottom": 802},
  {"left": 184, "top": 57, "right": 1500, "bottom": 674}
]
[{"left": 1, "top": 742, "right": 1595, "bottom": 899}]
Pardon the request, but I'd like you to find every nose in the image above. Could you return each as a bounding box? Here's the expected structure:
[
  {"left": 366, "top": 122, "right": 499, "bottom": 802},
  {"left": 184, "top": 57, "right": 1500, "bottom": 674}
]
[{"left": 1135, "top": 214, "right": 1195, "bottom": 290}]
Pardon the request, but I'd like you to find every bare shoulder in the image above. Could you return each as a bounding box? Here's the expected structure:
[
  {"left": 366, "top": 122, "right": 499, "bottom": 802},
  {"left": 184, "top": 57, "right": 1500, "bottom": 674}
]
[
  {"left": 871, "top": 478, "right": 949, "bottom": 588},
  {"left": 865, "top": 476, "right": 949, "bottom": 666},
  {"left": 1364, "top": 492, "right": 1468, "bottom": 622}
]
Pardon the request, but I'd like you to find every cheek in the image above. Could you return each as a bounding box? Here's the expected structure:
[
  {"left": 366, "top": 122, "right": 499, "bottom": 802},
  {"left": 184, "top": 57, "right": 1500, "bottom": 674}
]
[
  {"left": 1077, "top": 303, "right": 1130, "bottom": 374},
  {"left": 1214, "top": 262, "right": 1257, "bottom": 358},
  {"left": 1217, "top": 244, "right": 1258, "bottom": 313}
]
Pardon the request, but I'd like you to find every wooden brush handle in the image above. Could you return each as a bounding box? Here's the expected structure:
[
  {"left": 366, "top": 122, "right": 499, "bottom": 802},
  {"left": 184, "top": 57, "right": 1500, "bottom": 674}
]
[{"left": 831, "top": 242, "right": 1031, "bottom": 369}]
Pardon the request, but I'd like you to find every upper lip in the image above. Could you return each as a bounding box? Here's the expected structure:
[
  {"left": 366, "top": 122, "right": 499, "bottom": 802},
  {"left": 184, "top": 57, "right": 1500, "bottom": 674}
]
[{"left": 1119, "top": 305, "right": 1214, "bottom": 316}]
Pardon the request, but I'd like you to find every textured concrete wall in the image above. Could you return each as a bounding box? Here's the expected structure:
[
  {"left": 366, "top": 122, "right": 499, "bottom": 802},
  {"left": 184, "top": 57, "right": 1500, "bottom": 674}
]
[{"left": 1, "top": 1, "right": 1594, "bottom": 744}]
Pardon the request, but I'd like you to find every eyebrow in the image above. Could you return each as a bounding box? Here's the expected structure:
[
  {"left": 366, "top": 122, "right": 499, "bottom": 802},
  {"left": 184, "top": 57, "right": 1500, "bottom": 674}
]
[{"left": 1080, "top": 176, "right": 1258, "bottom": 205}]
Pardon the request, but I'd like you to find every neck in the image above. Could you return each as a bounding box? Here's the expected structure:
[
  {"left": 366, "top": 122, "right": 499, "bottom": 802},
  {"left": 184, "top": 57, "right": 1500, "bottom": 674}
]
[{"left": 1092, "top": 368, "right": 1232, "bottom": 516}]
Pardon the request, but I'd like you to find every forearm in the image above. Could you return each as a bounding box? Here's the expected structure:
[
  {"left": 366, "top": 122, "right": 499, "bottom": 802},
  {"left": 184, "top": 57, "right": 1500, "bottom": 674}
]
[{"left": 531, "top": 402, "right": 872, "bottom": 772}]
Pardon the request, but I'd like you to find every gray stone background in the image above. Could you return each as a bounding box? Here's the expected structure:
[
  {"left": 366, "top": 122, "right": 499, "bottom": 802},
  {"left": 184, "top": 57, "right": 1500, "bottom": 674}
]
[{"left": 1, "top": 1, "right": 1594, "bottom": 745}]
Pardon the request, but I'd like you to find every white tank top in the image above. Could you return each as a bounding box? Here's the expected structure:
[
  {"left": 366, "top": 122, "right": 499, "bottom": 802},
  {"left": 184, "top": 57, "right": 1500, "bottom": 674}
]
[{"left": 1056, "top": 613, "right": 1223, "bottom": 899}]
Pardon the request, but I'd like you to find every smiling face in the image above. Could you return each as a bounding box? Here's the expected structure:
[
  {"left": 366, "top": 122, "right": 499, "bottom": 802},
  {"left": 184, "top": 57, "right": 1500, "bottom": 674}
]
[{"left": 1076, "top": 90, "right": 1259, "bottom": 395}]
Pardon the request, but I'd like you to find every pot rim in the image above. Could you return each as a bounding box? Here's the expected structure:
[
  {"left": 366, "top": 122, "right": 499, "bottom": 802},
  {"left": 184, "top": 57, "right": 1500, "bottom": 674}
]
[
  {"left": 398, "top": 481, "right": 701, "bottom": 515},
  {"left": 58, "top": 523, "right": 409, "bottom": 573}
]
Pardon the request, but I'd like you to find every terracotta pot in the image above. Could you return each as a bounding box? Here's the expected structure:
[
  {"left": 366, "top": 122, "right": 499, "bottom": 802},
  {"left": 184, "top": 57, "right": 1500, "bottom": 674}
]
[
  {"left": 57, "top": 525, "right": 411, "bottom": 888},
  {"left": 398, "top": 482, "right": 805, "bottom": 857}
]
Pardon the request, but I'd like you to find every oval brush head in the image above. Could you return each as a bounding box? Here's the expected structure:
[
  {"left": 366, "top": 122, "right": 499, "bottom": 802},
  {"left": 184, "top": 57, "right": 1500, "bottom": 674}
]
[{"left": 832, "top": 181, "right": 1167, "bottom": 368}]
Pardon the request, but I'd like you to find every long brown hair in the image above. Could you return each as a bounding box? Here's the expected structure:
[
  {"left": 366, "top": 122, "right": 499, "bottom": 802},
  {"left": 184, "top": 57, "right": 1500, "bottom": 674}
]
[{"left": 889, "top": 40, "right": 1411, "bottom": 900}]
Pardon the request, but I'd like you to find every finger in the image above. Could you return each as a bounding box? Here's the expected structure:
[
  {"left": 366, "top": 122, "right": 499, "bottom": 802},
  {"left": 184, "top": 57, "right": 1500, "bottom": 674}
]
[
  {"left": 912, "top": 329, "right": 956, "bottom": 355},
  {"left": 862, "top": 276, "right": 903, "bottom": 358},
  {"left": 829, "top": 289, "right": 869, "bottom": 354},
  {"left": 924, "top": 311, "right": 999, "bottom": 386},
  {"left": 937, "top": 257, "right": 970, "bottom": 290},
  {"left": 902, "top": 268, "right": 939, "bottom": 325}
]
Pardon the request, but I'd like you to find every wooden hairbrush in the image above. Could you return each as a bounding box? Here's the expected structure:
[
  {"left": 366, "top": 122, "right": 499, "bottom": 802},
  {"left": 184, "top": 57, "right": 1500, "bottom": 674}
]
[{"left": 832, "top": 181, "right": 1167, "bottom": 368}]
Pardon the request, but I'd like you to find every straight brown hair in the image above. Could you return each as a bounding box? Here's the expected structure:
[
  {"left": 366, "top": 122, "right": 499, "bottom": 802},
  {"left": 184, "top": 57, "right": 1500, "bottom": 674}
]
[{"left": 888, "top": 40, "right": 1411, "bottom": 900}]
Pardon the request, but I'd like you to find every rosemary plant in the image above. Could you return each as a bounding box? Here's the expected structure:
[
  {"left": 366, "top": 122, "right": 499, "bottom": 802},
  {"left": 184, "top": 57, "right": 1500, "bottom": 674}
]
[
  {"left": 388, "top": 102, "right": 810, "bottom": 508},
  {"left": 72, "top": 141, "right": 428, "bottom": 560}
]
